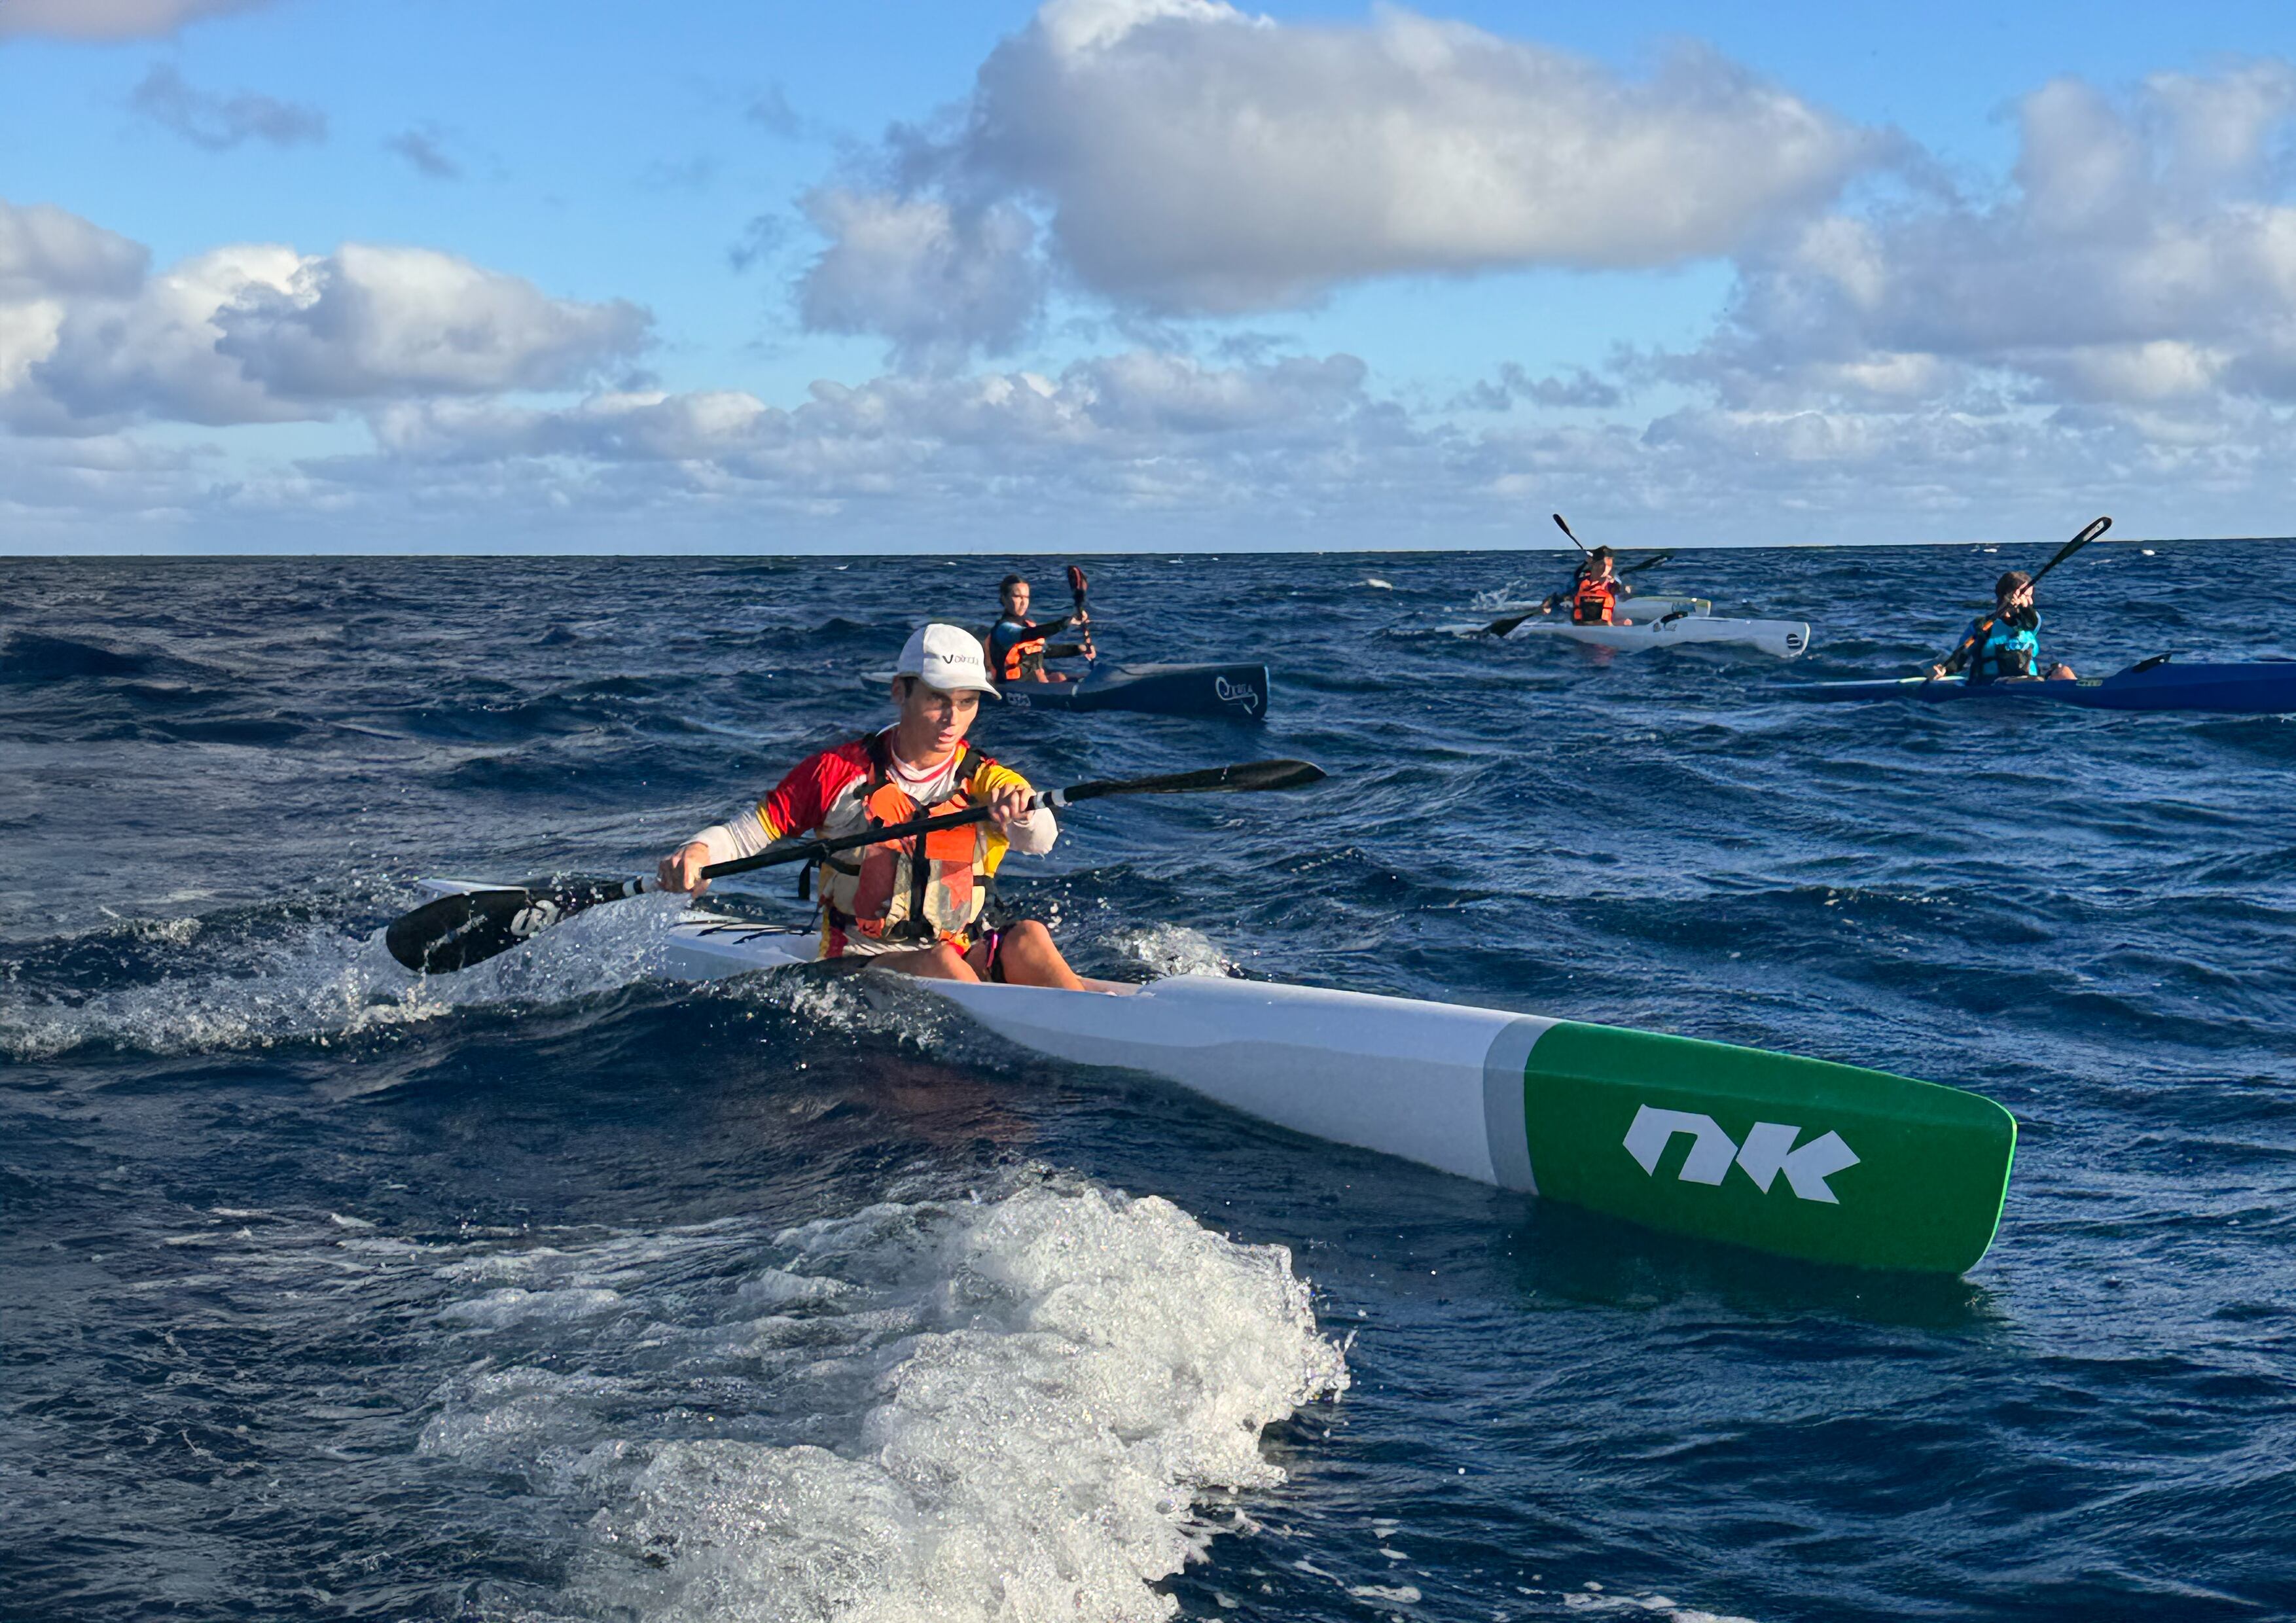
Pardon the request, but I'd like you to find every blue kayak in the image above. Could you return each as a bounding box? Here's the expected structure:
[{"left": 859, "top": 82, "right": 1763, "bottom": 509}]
[
  {"left": 1781, "top": 658, "right": 2296, "bottom": 714},
  {"left": 996, "top": 662, "right": 1270, "bottom": 719}
]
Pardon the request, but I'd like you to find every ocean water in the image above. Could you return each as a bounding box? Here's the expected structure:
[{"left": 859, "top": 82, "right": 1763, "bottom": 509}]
[{"left": 3, "top": 544, "right": 2293, "bottom": 1623}]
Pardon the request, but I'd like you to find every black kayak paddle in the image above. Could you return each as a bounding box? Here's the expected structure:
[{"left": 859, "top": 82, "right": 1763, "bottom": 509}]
[{"left": 385, "top": 758, "right": 1326, "bottom": 974}]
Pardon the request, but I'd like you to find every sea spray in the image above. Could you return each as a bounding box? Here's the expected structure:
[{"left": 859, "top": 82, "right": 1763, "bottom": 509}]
[{"left": 416, "top": 1176, "right": 1347, "bottom": 1621}]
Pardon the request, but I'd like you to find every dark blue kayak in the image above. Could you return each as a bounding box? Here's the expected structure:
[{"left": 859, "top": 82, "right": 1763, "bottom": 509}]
[
  {"left": 996, "top": 662, "right": 1270, "bottom": 719},
  {"left": 1781, "top": 658, "right": 2296, "bottom": 714}
]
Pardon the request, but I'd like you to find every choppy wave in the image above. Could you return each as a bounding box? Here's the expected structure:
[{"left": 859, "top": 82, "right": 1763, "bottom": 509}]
[
  {"left": 421, "top": 1177, "right": 1348, "bottom": 1622},
  {"left": 0, "top": 891, "right": 701, "bottom": 1061}
]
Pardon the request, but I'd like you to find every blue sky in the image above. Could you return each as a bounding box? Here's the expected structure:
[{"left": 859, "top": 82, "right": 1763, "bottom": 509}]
[{"left": 4, "top": 0, "right": 2295, "bottom": 551}]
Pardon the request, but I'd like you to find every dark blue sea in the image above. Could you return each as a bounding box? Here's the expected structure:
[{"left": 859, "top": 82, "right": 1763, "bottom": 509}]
[{"left": 5, "top": 544, "right": 2293, "bottom": 1623}]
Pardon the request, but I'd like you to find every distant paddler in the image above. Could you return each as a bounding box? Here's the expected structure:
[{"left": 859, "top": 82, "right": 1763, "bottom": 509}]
[
  {"left": 986, "top": 572, "right": 1096, "bottom": 684},
  {"left": 1926, "top": 570, "right": 2077, "bottom": 684},
  {"left": 655, "top": 623, "right": 1086, "bottom": 989},
  {"left": 1538, "top": 546, "right": 1636, "bottom": 626}
]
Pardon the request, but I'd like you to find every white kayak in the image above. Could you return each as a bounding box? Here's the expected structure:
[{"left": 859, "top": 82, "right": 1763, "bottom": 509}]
[
  {"left": 1506, "top": 615, "right": 1810, "bottom": 659},
  {"left": 409, "top": 881, "right": 2012, "bottom": 1274},
  {"left": 1484, "top": 593, "right": 1712, "bottom": 620}
]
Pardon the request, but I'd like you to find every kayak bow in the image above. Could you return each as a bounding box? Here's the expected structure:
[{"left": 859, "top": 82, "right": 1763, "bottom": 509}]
[{"left": 407, "top": 882, "right": 2015, "bottom": 1274}]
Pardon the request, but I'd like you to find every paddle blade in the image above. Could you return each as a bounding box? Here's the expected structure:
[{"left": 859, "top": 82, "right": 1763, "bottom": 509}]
[
  {"left": 1060, "top": 759, "right": 1325, "bottom": 802},
  {"left": 384, "top": 879, "right": 633, "bottom": 973},
  {"left": 1483, "top": 611, "right": 1538, "bottom": 637},
  {"left": 1551, "top": 512, "right": 1587, "bottom": 552},
  {"left": 1067, "top": 563, "right": 1088, "bottom": 609},
  {"left": 1623, "top": 550, "right": 1675, "bottom": 576}
]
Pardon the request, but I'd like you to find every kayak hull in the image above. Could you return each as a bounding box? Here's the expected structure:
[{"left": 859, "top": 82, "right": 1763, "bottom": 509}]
[
  {"left": 1782, "top": 660, "right": 2296, "bottom": 714},
  {"left": 999, "top": 662, "right": 1270, "bottom": 719},
  {"left": 427, "top": 891, "right": 2013, "bottom": 1274},
  {"left": 1486, "top": 594, "right": 1712, "bottom": 620},
  {"left": 1507, "top": 616, "right": 1810, "bottom": 659}
]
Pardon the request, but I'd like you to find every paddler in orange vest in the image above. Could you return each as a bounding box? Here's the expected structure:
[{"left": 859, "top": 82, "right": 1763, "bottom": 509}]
[
  {"left": 653, "top": 624, "right": 1086, "bottom": 989},
  {"left": 1539, "top": 546, "right": 1636, "bottom": 625},
  {"left": 984, "top": 573, "right": 1095, "bottom": 683}
]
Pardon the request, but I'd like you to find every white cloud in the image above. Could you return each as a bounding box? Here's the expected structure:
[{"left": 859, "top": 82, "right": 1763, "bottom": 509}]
[
  {"left": 214, "top": 244, "right": 649, "bottom": 400},
  {"left": 0, "top": 0, "right": 276, "bottom": 39},
  {"left": 128, "top": 64, "right": 326, "bottom": 151},
  {"left": 1681, "top": 62, "right": 2296, "bottom": 410},
  {"left": 0, "top": 202, "right": 651, "bottom": 433},
  {"left": 0, "top": 199, "right": 147, "bottom": 299},
  {"left": 364, "top": 349, "right": 1393, "bottom": 498},
  {"left": 797, "top": 191, "right": 1043, "bottom": 367},
  {"left": 797, "top": 0, "right": 1876, "bottom": 356}
]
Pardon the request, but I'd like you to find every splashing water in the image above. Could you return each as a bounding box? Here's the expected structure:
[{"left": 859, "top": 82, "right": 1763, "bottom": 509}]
[{"left": 415, "top": 1177, "right": 1348, "bottom": 1622}]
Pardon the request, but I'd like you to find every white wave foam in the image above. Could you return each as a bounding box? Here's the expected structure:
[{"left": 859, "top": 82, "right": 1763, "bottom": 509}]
[
  {"left": 0, "top": 889, "right": 698, "bottom": 1060},
  {"left": 1105, "top": 922, "right": 1235, "bottom": 981},
  {"left": 439, "top": 1287, "right": 626, "bottom": 1328},
  {"left": 417, "top": 1177, "right": 1346, "bottom": 1622}
]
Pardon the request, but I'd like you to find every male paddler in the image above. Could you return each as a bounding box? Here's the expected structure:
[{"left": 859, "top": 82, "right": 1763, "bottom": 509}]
[
  {"left": 1928, "top": 571, "right": 2076, "bottom": 683},
  {"left": 1539, "top": 546, "right": 1635, "bottom": 625},
  {"left": 984, "top": 573, "right": 1094, "bottom": 683},
  {"left": 653, "top": 624, "right": 1086, "bottom": 989}
]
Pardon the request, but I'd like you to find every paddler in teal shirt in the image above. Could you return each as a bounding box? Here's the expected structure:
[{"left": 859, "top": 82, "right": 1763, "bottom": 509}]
[{"left": 1928, "top": 570, "right": 2077, "bottom": 685}]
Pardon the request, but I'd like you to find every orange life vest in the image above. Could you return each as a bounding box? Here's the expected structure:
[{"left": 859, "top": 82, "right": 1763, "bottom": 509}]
[
  {"left": 819, "top": 736, "right": 992, "bottom": 949},
  {"left": 1571, "top": 575, "right": 1619, "bottom": 625},
  {"left": 996, "top": 618, "right": 1045, "bottom": 682}
]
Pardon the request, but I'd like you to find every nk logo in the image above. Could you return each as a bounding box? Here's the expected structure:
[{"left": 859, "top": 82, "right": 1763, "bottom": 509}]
[{"left": 1623, "top": 1105, "right": 1859, "bottom": 1204}]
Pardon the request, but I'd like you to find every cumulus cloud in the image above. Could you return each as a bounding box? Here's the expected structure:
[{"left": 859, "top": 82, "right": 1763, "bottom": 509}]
[
  {"left": 796, "top": 0, "right": 1876, "bottom": 358},
  {"left": 798, "top": 191, "right": 1045, "bottom": 366},
  {"left": 1680, "top": 62, "right": 2296, "bottom": 410},
  {"left": 0, "top": 199, "right": 147, "bottom": 300},
  {"left": 0, "top": 0, "right": 274, "bottom": 38},
  {"left": 0, "top": 200, "right": 651, "bottom": 433},
  {"left": 128, "top": 64, "right": 325, "bottom": 151},
  {"left": 367, "top": 348, "right": 1392, "bottom": 493},
  {"left": 1455, "top": 362, "right": 1623, "bottom": 412}
]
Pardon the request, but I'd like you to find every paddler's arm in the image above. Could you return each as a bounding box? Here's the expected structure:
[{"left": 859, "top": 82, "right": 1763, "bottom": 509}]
[
  {"left": 975, "top": 761, "right": 1056, "bottom": 855},
  {"left": 658, "top": 749, "right": 843, "bottom": 894},
  {"left": 1928, "top": 617, "right": 1986, "bottom": 679}
]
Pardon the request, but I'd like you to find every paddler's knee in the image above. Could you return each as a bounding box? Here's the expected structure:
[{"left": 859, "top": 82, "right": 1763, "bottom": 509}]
[
  {"left": 992, "top": 919, "right": 1086, "bottom": 990},
  {"left": 2047, "top": 664, "right": 2077, "bottom": 680},
  {"left": 923, "top": 941, "right": 978, "bottom": 980}
]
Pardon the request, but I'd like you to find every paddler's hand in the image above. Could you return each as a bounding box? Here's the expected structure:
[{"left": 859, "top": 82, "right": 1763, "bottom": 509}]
[
  {"left": 1925, "top": 663, "right": 1948, "bottom": 679},
  {"left": 986, "top": 785, "right": 1034, "bottom": 830},
  {"left": 657, "top": 841, "right": 713, "bottom": 896},
  {"left": 1081, "top": 632, "right": 1097, "bottom": 662}
]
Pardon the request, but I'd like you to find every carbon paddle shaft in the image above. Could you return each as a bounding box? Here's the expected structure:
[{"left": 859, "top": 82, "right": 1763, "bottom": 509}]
[{"left": 384, "top": 759, "right": 1325, "bottom": 972}]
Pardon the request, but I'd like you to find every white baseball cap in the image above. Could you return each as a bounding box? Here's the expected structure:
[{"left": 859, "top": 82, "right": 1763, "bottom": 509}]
[{"left": 895, "top": 622, "right": 999, "bottom": 696}]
